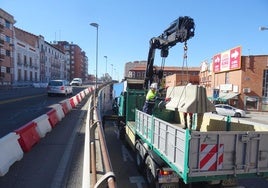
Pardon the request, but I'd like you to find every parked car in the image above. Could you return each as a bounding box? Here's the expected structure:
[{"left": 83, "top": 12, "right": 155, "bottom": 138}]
[
  {"left": 70, "top": 78, "right": 82, "bottom": 86},
  {"left": 47, "top": 80, "right": 73, "bottom": 96},
  {"left": 213, "top": 104, "right": 246, "bottom": 117}
]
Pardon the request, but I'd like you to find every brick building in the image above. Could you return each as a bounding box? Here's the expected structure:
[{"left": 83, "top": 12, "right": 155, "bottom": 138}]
[
  {"left": 0, "top": 8, "right": 16, "bottom": 86},
  {"left": 54, "top": 41, "right": 88, "bottom": 81},
  {"left": 200, "top": 55, "right": 268, "bottom": 112},
  {"left": 126, "top": 61, "right": 200, "bottom": 88}
]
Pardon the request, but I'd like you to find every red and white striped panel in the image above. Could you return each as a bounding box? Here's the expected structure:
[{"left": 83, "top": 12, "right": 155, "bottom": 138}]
[{"left": 199, "top": 144, "right": 224, "bottom": 171}]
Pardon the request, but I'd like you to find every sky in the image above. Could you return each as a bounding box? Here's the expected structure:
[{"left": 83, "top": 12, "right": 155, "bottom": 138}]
[{"left": 1, "top": 0, "right": 268, "bottom": 81}]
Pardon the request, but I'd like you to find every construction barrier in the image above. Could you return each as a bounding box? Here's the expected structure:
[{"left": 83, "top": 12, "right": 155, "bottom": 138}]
[
  {"left": 76, "top": 94, "right": 81, "bottom": 103},
  {"left": 60, "top": 99, "right": 72, "bottom": 115},
  {"left": 80, "top": 91, "right": 85, "bottom": 99},
  {"left": 46, "top": 108, "right": 59, "bottom": 128},
  {"left": 84, "top": 88, "right": 89, "bottom": 95},
  {"left": 70, "top": 97, "right": 76, "bottom": 108},
  {"left": 73, "top": 95, "right": 79, "bottom": 106},
  {"left": 33, "top": 114, "right": 52, "bottom": 138},
  {"left": 14, "top": 121, "right": 40, "bottom": 152},
  {"left": 0, "top": 133, "right": 23, "bottom": 176},
  {"left": 0, "top": 87, "right": 94, "bottom": 177},
  {"left": 51, "top": 104, "right": 65, "bottom": 121}
]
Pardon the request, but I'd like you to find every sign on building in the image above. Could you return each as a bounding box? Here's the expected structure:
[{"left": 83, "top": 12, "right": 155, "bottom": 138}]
[{"left": 213, "top": 46, "right": 241, "bottom": 73}]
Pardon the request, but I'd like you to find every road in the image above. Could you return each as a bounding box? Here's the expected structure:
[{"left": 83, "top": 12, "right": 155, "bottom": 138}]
[
  {"left": 0, "top": 86, "right": 91, "bottom": 188},
  {"left": 0, "top": 86, "right": 86, "bottom": 138},
  {"left": 1, "top": 86, "right": 268, "bottom": 188}
]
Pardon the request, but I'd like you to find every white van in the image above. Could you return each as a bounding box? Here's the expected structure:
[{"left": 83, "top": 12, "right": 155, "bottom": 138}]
[{"left": 70, "top": 78, "right": 82, "bottom": 86}]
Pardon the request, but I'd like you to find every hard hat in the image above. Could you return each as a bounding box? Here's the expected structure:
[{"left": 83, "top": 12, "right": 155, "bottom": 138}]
[{"left": 150, "top": 83, "right": 157, "bottom": 89}]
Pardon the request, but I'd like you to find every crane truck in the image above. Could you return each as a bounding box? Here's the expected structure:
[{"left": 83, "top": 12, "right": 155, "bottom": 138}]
[{"left": 108, "top": 16, "right": 268, "bottom": 188}]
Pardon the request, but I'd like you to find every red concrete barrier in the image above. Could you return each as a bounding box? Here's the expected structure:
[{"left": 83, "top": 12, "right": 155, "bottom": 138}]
[
  {"left": 69, "top": 98, "right": 75, "bottom": 108},
  {"left": 14, "top": 121, "right": 40, "bottom": 152},
  {"left": 46, "top": 109, "right": 59, "bottom": 128},
  {"left": 76, "top": 94, "right": 81, "bottom": 103}
]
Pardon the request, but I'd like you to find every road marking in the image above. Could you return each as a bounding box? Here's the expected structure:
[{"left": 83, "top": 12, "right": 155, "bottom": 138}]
[
  {"left": 0, "top": 94, "right": 46, "bottom": 105},
  {"left": 129, "top": 176, "right": 145, "bottom": 188},
  {"left": 122, "top": 145, "right": 134, "bottom": 162}
]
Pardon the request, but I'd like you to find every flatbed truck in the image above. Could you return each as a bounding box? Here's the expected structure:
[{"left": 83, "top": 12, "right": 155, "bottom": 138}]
[{"left": 107, "top": 16, "right": 268, "bottom": 187}]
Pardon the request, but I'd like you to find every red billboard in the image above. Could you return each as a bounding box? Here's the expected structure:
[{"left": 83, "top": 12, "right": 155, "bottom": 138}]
[{"left": 213, "top": 46, "right": 241, "bottom": 73}]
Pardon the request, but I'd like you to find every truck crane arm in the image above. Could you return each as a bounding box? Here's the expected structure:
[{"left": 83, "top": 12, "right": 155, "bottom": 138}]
[{"left": 144, "top": 16, "right": 195, "bottom": 89}]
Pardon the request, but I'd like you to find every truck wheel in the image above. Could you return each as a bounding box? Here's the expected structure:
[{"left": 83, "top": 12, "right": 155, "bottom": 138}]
[
  {"left": 135, "top": 143, "right": 144, "bottom": 173},
  {"left": 145, "top": 156, "right": 157, "bottom": 188}
]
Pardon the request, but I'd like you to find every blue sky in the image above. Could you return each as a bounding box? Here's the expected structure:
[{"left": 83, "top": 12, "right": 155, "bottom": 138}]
[{"left": 1, "top": 0, "right": 268, "bottom": 81}]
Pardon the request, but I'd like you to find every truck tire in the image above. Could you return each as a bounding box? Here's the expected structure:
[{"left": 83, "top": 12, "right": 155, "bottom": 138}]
[
  {"left": 135, "top": 142, "right": 144, "bottom": 173},
  {"left": 145, "top": 155, "right": 157, "bottom": 188}
]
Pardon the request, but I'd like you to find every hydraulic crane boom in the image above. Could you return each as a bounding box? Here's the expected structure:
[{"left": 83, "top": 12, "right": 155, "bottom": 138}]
[{"left": 144, "top": 16, "right": 195, "bottom": 89}]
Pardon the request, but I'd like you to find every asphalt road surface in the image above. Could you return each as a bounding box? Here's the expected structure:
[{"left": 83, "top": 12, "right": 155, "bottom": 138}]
[{"left": 1, "top": 86, "right": 268, "bottom": 188}]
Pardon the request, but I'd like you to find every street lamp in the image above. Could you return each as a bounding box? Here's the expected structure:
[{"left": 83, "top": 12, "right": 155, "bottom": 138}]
[
  {"left": 90, "top": 22, "right": 99, "bottom": 101},
  {"left": 259, "top": 26, "right": 268, "bottom": 31},
  {"left": 104, "top": 55, "right": 107, "bottom": 75}
]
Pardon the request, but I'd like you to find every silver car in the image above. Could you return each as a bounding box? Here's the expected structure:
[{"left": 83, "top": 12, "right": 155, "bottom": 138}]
[
  {"left": 47, "top": 80, "right": 73, "bottom": 96},
  {"left": 70, "top": 78, "right": 82, "bottom": 86},
  {"left": 214, "top": 104, "right": 246, "bottom": 117}
]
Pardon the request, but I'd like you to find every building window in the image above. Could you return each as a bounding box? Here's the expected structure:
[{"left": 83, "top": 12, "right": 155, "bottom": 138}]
[
  {"left": 262, "top": 70, "right": 268, "bottom": 97},
  {"left": 5, "top": 20, "right": 11, "bottom": 29},
  {"left": 24, "top": 55, "right": 27, "bottom": 65},
  {"left": 5, "top": 36, "right": 11, "bottom": 43},
  {"left": 30, "top": 57, "right": 32, "bottom": 67},
  {"left": 245, "top": 96, "right": 259, "bottom": 111},
  {"left": 6, "top": 50, "right": 11, "bottom": 57}
]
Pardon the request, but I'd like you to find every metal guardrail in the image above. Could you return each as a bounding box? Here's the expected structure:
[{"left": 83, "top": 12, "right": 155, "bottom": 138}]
[{"left": 87, "top": 85, "right": 116, "bottom": 188}]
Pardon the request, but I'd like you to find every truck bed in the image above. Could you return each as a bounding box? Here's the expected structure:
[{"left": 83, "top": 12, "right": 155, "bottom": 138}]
[{"left": 133, "top": 110, "right": 268, "bottom": 183}]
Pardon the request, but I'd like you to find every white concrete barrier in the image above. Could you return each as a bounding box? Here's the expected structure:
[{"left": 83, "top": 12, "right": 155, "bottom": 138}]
[
  {"left": 80, "top": 91, "right": 85, "bottom": 99},
  {"left": 51, "top": 104, "right": 65, "bottom": 121},
  {"left": 63, "top": 99, "right": 73, "bottom": 111},
  {"left": 72, "top": 96, "right": 78, "bottom": 106},
  {"left": 0, "top": 133, "right": 23, "bottom": 176},
  {"left": 33, "top": 114, "right": 52, "bottom": 138},
  {"left": 84, "top": 88, "right": 89, "bottom": 95}
]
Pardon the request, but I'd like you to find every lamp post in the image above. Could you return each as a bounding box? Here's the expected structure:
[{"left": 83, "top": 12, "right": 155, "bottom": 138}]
[
  {"left": 259, "top": 26, "right": 268, "bottom": 31},
  {"left": 90, "top": 22, "right": 99, "bottom": 102}
]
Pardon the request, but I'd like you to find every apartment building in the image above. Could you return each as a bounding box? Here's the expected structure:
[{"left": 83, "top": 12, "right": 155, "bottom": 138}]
[
  {"left": 13, "top": 27, "right": 39, "bottom": 83},
  {"left": 0, "top": 8, "right": 88, "bottom": 86},
  {"left": 0, "top": 8, "right": 16, "bottom": 87},
  {"left": 54, "top": 41, "right": 88, "bottom": 81},
  {"left": 13, "top": 28, "right": 67, "bottom": 84}
]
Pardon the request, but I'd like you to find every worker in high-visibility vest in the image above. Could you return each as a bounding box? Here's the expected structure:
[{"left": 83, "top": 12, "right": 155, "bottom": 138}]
[{"left": 142, "top": 83, "right": 158, "bottom": 115}]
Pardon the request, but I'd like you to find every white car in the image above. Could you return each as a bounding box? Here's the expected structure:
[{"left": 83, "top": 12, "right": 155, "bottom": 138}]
[
  {"left": 70, "top": 78, "right": 82, "bottom": 86},
  {"left": 47, "top": 80, "right": 73, "bottom": 96},
  {"left": 213, "top": 104, "right": 246, "bottom": 117}
]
